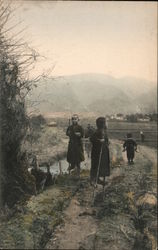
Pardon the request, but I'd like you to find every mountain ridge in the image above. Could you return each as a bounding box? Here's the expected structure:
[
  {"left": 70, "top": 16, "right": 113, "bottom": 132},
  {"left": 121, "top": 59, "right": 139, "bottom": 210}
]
[{"left": 27, "top": 73, "right": 157, "bottom": 114}]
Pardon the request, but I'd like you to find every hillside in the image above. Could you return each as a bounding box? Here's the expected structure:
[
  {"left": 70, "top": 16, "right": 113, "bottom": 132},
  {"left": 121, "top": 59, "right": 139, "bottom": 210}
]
[{"left": 27, "top": 74, "right": 156, "bottom": 114}]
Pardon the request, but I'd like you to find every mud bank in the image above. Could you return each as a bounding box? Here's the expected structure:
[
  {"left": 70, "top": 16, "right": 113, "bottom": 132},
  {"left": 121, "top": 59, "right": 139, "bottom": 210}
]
[
  {"left": 34, "top": 139, "right": 68, "bottom": 168},
  {"left": 0, "top": 174, "right": 83, "bottom": 249},
  {"left": 24, "top": 126, "right": 68, "bottom": 167}
]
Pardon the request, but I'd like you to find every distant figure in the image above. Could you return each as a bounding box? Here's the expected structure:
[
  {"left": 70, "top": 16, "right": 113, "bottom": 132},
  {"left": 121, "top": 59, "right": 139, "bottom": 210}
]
[
  {"left": 85, "top": 124, "right": 95, "bottom": 138},
  {"left": 45, "top": 163, "right": 54, "bottom": 186},
  {"left": 140, "top": 131, "right": 145, "bottom": 142},
  {"left": 66, "top": 114, "right": 85, "bottom": 176},
  {"left": 123, "top": 133, "right": 137, "bottom": 165},
  {"left": 85, "top": 124, "right": 95, "bottom": 158},
  {"left": 31, "top": 155, "right": 47, "bottom": 192},
  {"left": 90, "top": 117, "right": 110, "bottom": 186}
]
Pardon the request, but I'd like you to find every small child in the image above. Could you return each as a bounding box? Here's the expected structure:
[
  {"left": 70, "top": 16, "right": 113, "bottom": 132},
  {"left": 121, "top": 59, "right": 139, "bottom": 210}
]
[
  {"left": 123, "top": 133, "right": 137, "bottom": 164},
  {"left": 140, "top": 131, "right": 145, "bottom": 142}
]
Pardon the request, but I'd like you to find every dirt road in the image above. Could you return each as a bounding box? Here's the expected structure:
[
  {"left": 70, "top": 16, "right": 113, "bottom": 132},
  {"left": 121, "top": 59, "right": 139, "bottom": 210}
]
[
  {"left": 0, "top": 140, "right": 157, "bottom": 250},
  {"left": 46, "top": 140, "right": 157, "bottom": 250}
]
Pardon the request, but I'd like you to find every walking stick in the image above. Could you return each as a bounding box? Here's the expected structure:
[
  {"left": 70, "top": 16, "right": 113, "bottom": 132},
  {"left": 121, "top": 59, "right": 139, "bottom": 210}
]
[
  {"left": 92, "top": 143, "right": 103, "bottom": 204},
  {"left": 67, "top": 118, "right": 71, "bottom": 174},
  {"left": 103, "top": 145, "right": 110, "bottom": 201}
]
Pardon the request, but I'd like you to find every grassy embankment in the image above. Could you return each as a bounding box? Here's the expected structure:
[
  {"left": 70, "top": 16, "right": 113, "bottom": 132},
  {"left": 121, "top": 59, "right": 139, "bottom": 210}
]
[{"left": 23, "top": 124, "right": 68, "bottom": 166}]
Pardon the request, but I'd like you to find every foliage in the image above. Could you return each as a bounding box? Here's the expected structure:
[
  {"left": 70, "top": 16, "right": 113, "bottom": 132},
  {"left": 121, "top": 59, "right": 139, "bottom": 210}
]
[
  {"left": 148, "top": 113, "right": 157, "bottom": 122},
  {"left": 29, "top": 114, "right": 46, "bottom": 128},
  {"left": 0, "top": 1, "right": 42, "bottom": 207},
  {"left": 125, "top": 113, "right": 158, "bottom": 122},
  {"left": 126, "top": 114, "right": 138, "bottom": 122}
]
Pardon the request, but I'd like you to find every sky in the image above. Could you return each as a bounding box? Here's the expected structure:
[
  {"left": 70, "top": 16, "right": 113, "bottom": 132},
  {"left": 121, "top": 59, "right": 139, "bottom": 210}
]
[{"left": 11, "top": 1, "right": 157, "bottom": 82}]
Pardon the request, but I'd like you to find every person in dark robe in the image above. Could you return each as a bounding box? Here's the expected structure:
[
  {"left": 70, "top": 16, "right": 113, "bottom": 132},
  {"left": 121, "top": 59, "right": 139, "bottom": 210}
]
[
  {"left": 66, "top": 114, "right": 84, "bottom": 176},
  {"left": 123, "top": 133, "right": 137, "bottom": 164},
  {"left": 90, "top": 117, "right": 110, "bottom": 186}
]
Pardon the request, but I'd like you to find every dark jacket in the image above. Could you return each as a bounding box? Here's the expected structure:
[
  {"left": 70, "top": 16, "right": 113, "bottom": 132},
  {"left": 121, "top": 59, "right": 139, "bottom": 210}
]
[
  {"left": 90, "top": 129, "right": 110, "bottom": 178},
  {"left": 123, "top": 138, "right": 137, "bottom": 159},
  {"left": 66, "top": 124, "right": 84, "bottom": 164}
]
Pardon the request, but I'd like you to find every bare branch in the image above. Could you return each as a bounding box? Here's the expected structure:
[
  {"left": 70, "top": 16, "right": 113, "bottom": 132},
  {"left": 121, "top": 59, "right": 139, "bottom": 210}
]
[{"left": 0, "top": 1, "right": 10, "bottom": 19}]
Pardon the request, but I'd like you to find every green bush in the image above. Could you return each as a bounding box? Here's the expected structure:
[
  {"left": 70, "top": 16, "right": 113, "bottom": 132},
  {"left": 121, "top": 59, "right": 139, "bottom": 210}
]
[{"left": 0, "top": 2, "right": 37, "bottom": 207}]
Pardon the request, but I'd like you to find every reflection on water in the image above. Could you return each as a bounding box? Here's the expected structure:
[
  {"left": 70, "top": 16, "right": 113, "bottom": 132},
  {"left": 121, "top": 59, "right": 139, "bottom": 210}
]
[
  {"left": 43, "top": 152, "right": 90, "bottom": 175},
  {"left": 28, "top": 152, "right": 90, "bottom": 176},
  {"left": 41, "top": 159, "right": 68, "bottom": 175}
]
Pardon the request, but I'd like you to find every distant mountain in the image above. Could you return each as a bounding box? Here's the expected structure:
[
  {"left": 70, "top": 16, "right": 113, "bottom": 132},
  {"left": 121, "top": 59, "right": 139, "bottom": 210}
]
[
  {"left": 134, "top": 86, "right": 157, "bottom": 113},
  {"left": 27, "top": 73, "right": 157, "bottom": 114}
]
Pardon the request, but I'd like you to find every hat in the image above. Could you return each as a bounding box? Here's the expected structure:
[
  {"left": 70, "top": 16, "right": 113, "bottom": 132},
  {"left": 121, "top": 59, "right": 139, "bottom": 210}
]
[
  {"left": 71, "top": 114, "right": 79, "bottom": 121},
  {"left": 96, "top": 117, "right": 106, "bottom": 129},
  {"left": 127, "top": 133, "right": 132, "bottom": 138}
]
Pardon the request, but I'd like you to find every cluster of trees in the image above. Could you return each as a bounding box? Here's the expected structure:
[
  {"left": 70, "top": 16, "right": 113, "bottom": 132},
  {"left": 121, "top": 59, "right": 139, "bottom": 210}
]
[
  {"left": 125, "top": 114, "right": 138, "bottom": 122},
  {"left": 106, "top": 112, "right": 157, "bottom": 123},
  {"left": 29, "top": 114, "right": 46, "bottom": 129},
  {"left": 0, "top": 1, "right": 42, "bottom": 207},
  {"left": 148, "top": 113, "right": 158, "bottom": 122},
  {"left": 125, "top": 113, "right": 157, "bottom": 122}
]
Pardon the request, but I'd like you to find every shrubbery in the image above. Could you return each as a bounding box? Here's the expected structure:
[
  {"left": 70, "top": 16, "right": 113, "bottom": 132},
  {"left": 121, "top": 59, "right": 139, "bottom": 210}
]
[
  {"left": 0, "top": 1, "right": 40, "bottom": 207},
  {"left": 30, "top": 114, "right": 46, "bottom": 128}
]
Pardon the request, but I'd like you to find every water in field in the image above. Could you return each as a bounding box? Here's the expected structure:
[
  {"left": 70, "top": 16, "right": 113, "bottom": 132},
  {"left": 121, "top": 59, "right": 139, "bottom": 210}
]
[
  {"left": 40, "top": 159, "right": 68, "bottom": 175},
  {"left": 39, "top": 152, "right": 90, "bottom": 176},
  {"left": 28, "top": 149, "right": 90, "bottom": 176},
  {"left": 28, "top": 160, "right": 69, "bottom": 175}
]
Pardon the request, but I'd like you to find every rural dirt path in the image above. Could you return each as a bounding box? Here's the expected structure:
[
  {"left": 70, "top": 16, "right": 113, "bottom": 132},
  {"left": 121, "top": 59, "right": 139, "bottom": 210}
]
[
  {"left": 0, "top": 140, "right": 157, "bottom": 250},
  {"left": 46, "top": 140, "right": 157, "bottom": 250}
]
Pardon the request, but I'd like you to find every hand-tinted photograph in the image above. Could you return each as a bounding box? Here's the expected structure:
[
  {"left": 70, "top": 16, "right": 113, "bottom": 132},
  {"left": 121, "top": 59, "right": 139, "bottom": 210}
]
[{"left": 0, "top": 1, "right": 157, "bottom": 249}]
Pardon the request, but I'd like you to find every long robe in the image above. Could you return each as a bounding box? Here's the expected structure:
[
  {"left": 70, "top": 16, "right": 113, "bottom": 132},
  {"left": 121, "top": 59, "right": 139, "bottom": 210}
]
[
  {"left": 66, "top": 124, "right": 84, "bottom": 165},
  {"left": 90, "top": 129, "right": 110, "bottom": 179}
]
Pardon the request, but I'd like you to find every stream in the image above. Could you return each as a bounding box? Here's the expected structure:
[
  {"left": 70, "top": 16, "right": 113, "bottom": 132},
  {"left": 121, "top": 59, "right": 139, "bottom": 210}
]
[{"left": 28, "top": 153, "right": 90, "bottom": 176}]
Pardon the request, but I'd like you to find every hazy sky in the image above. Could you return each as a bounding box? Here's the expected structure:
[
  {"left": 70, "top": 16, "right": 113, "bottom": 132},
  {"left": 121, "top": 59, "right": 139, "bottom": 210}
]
[{"left": 12, "top": 1, "right": 157, "bottom": 82}]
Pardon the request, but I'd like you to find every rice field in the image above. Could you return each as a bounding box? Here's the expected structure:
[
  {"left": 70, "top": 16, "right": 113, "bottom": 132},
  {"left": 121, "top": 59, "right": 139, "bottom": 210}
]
[{"left": 48, "top": 117, "right": 157, "bottom": 148}]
